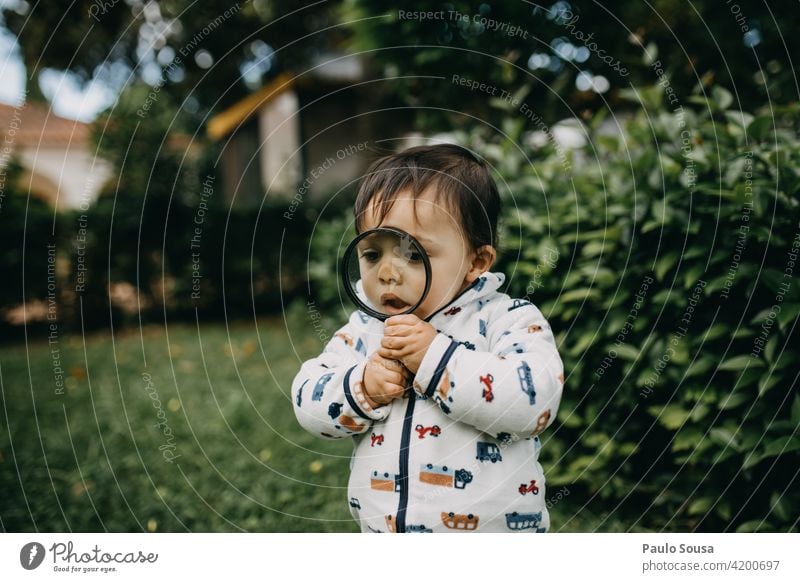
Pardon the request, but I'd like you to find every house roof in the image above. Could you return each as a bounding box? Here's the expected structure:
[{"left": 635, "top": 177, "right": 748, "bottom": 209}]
[
  {"left": 206, "top": 72, "right": 295, "bottom": 140},
  {"left": 0, "top": 100, "right": 91, "bottom": 147}
]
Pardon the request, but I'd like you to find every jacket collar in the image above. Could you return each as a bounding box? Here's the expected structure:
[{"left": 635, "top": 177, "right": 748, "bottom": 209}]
[{"left": 355, "top": 271, "right": 505, "bottom": 323}]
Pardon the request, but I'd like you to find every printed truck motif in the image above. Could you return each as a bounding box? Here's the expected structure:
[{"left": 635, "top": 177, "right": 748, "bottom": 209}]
[
  {"left": 419, "top": 464, "right": 473, "bottom": 489},
  {"left": 476, "top": 441, "right": 503, "bottom": 463},
  {"left": 371, "top": 470, "right": 401, "bottom": 492}
]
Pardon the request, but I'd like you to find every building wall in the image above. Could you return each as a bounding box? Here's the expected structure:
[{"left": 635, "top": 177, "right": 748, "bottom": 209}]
[
  {"left": 16, "top": 146, "right": 112, "bottom": 211},
  {"left": 258, "top": 90, "right": 300, "bottom": 197}
]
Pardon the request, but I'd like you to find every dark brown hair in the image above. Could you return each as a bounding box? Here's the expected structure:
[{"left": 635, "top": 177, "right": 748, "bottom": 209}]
[{"left": 354, "top": 144, "right": 501, "bottom": 249}]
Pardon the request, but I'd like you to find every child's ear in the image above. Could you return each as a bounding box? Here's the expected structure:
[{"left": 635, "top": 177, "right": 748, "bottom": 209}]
[{"left": 465, "top": 245, "right": 497, "bottom": 284}]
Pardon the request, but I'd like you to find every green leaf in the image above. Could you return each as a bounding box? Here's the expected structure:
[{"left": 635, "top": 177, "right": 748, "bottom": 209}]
[
  {"left": 712, "top": 86, "right": 733, "bottom": 110},
  {"left": 719, "top": 390, "right": 750, "bottom": 410},
  {"left": 746, "top": 116, "right": 775, "bottom": 141},
  {"left": 735, "top": 520, "right": 765, "bottom": 532},
  {"left": 655, "top": 251, "right": 679, "bottom": 280},
  {"left": 762, "top": 435, "right": 800, "bottom": 459},
  {"left": 791, "top": 394, "right": 800, "bottom": 426},
  {"left": 770, "top": 491, "right": 791, "bottom": 522},
  {"left": 614, "top": 343, "right": 641, "bottom": 361},
  {"left": 710, "top": 427, "right": 740, "bottom": 450},
  {"left": 684, "top": 358, "right": 712, "bottom": 378},
  {"left": 758, "top": 373, "right": 782, "bottom": 397},
  {"left": 650, "top": 404, "right": 690, "bottom": 430},
  {"left": 560, "top": 288, "right": 599, "bottom": 303},
  {"left": 764, "top": 334, "right": 780, "bottom": 363},
  {"left": 687, "top": 497, "right": 714, "bottom": 516},
  {"left": 718, "top": 355, "right": 761, "bottom": 371}
]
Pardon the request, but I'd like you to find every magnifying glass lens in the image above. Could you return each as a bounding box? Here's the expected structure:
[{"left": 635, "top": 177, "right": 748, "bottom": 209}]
[{"left": 342, "top": 229, "right": 431, "bottom": 321}]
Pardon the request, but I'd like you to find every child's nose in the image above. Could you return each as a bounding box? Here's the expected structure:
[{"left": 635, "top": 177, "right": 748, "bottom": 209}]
[{"left": 378, "top": 257, "right": 403, "bottom": 285}]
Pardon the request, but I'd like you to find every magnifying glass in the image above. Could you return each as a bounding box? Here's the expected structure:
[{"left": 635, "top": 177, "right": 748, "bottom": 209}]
[{"left": 340, "top": 227, "right": 432, "bottom": 321}]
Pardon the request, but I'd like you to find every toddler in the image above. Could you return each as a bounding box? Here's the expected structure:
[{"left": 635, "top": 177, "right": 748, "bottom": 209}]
[{"left": 291, "top": 144, "right": 564, "bottom": 532}]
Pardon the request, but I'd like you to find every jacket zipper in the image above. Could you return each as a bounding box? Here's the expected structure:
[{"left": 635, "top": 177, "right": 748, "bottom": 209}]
[
  {"left": 392, "top": 277, "right": 482, "bottom": 533},
  {"left": 394, "top": 390, "right": 416, "bottom": 533}
]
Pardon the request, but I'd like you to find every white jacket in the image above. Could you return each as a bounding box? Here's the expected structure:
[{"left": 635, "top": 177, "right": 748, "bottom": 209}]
[{"left": 291, "top": 271, "right": 564, "bottom": 532}]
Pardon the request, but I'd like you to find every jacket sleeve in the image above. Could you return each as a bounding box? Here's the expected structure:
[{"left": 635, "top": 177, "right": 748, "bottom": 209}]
[
  {"left": 411, "top": 299, "right": 564, "bottom": 438},
  {"left": 291, "top": 310, "right": 389, "bottom": 440}
]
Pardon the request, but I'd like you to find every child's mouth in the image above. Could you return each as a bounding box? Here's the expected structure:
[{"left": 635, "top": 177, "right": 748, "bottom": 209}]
[{"left": 380, "top": 294, "right": 410, "bottom": 313}]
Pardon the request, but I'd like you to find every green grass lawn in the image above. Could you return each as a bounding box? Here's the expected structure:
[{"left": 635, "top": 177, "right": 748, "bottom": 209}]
[{"left": 0, "top": 304, "right": 627, "bottom": 532}]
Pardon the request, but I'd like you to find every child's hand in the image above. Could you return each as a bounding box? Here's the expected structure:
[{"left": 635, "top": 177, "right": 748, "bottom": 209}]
[
  {"left": 379, "top": 314, "right": 438, "bottom": 374},
  {"left": 362, "top": 352, "right": 410, "bottom": 408}
]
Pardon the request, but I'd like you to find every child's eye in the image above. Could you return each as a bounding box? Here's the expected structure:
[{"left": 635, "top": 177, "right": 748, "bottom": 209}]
[
  {"left": 408, "top": 251, "right": 423, "bottom": 263},
  {"left": 359, "top": 250, "right": 380, "bottom": 263}
]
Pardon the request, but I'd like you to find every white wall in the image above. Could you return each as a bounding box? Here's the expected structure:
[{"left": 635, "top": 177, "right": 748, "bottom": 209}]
[
  {"left": 258, "top": 90, "right": 300, "bottom": 196},
  {"left": 17, "top": 145, "right": 112, "bottom": 211}
]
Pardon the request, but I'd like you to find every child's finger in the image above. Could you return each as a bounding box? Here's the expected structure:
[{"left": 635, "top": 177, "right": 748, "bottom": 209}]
[
  {"left": 385, "top": 314, "right": 420, "bottom": 327},
  {"left": 383, "top": 324, "right": 413, "bottom": 337}
]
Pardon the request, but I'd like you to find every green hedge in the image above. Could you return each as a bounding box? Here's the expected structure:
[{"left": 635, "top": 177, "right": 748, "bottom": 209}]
[
  {"left": 305, "top": 85, "right": 799, "bottom": 531},
  {"left": 490, "top": 85, "right": 799, "bottom": 532}
]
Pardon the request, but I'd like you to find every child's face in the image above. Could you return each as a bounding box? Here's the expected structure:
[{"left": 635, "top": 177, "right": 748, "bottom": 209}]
[{"left": 359, "top": 187, "right": 481, "bottom": 320}]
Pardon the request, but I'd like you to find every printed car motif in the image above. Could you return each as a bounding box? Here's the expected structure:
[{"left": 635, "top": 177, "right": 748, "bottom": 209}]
[
  {"left": 441, "top": 511, "right": 479, "bottom": 530},
  {"left": 517, "top": 361, "right": 536, "bottom": 404},
  {"left": 480, "top": 373, "right": 494, "bottom": 402},
  {"left": 530, "top": 409, "right": 552, "bottom": 437},
  {"left": 296, "top": 379, "right": 307, "bottom": 407},
  {"left": 312, "top": 372, "right": 334, "bottom": 401}
]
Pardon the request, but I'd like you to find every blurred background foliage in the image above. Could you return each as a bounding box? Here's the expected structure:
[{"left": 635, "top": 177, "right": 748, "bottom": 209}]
[{"left": 1, "top": 1, "right": 798, "bottom": 532}]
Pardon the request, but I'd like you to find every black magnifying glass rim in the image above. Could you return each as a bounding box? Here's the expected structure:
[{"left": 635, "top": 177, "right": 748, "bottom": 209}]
[{"left": 340, "top": 226, "right": 433, "bottom": 321}]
